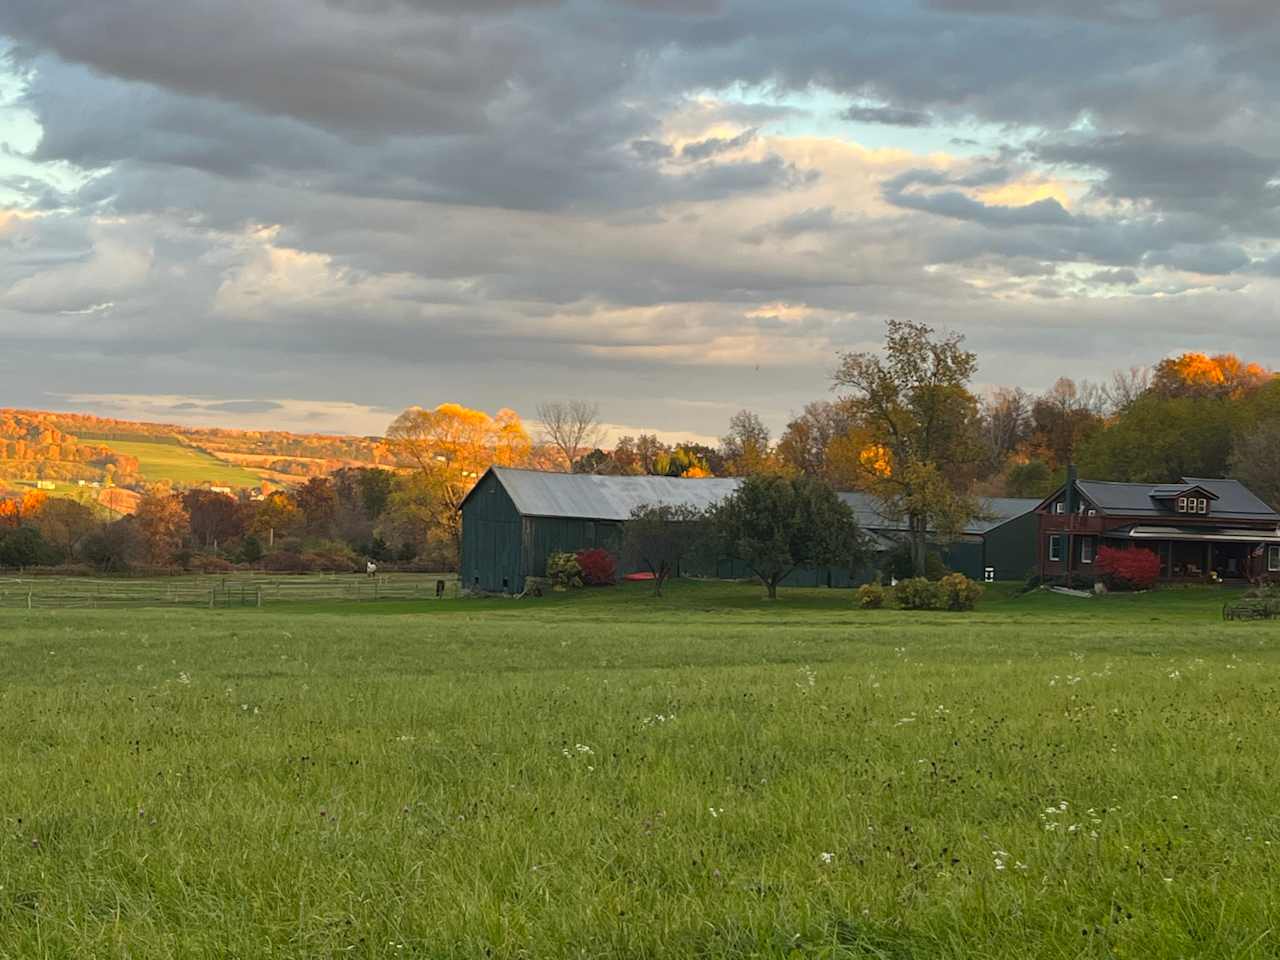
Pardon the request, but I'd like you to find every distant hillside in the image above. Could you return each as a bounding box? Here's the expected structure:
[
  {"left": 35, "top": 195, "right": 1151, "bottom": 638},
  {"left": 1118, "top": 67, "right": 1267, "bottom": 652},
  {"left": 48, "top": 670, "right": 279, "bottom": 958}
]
[{"left": 0, "top": 409, "right": 405, "bottom": 492}]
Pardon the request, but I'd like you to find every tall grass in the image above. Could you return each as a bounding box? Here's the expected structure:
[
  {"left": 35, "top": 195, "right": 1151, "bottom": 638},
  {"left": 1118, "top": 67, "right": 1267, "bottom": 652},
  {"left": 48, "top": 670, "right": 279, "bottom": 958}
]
[{"left": 0, "top": 586, "right": 1277, "bottom": 957}]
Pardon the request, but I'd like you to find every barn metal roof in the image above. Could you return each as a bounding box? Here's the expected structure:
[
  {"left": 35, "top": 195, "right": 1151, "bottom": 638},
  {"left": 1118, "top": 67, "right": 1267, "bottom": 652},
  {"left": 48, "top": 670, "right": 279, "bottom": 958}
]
[
  {"left": 486, "top": 467, "right": 741, "bottom": 520},
  {"left": 1075, "top": 477, "right": 1278, "bottom": 520},
  {"left": 477, "top": 467, "right": 1038, "bottom": 535},
  {"left": 838, "top": 492, "right": 1039, "bottom": 535}
]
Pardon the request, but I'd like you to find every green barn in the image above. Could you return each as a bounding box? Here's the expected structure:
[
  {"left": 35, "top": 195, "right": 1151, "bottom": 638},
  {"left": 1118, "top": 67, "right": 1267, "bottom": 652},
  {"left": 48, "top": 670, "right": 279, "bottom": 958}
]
[
  {"left": 459, "top": 467, "right": 739, "bottom": 593},
  {"left": 461, "top": 467, "right": 1041, "bottom": 593}
]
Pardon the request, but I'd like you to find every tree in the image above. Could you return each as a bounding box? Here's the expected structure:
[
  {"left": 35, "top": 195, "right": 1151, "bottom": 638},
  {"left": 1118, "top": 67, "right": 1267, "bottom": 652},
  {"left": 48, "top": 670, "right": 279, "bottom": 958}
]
[
  {"left": 1151, "top": 352, "right": 1270, "bottom": 400},
  {"left": 1029, "top": 378, "right": 1104, "bottom": 468},
  {"left": 387, "top": 403, "right": 533, "bottom": 559},
  {"left": 1229, "top": 422, "right": 1280, "bottom": 511},
  {"left": 706, "top": 474, "right": 869, "bottom": 600},
  {"left": 1101, "top": 366, "right": 1152, "bottom": 414},
  {"left": 249, "top": 491, "right": 301, "bottom": 547},
  {"left": 30, "top": 497, "right": 97, "bottom": 562},
  {"left": 133, "top": 492, "right": 189, "bottom": 565},
  {"left": 720, "top": 410, "right": 772, "bottom": 476},
  {"left": 775, "top": 400, "right": 857, "bottom": 481},
  {"left": 294, "top": 477, "right": 337, "bottom": 539},
  {"left": 832, "top": 320, "right": 983, "bottom": 577},
  {"left": 0, "top": 526, "right": 46, "bottom": 568},
  {"left": 183, "top": 489, "right": 244, "bottom": 549},
  {"left": 1076, "top": 393, "right": 1241, "bottom": 482},
  {"left": 977, "top": 387, "right": 1032, "bottom": 472},
  {"left": 1005, "top": 459, "right": 1055, "bottom": 498},
  {"left": 537, "top": 400, "right": 606, "bottom": 472},
  {"left": 654, "top": 445, "right": 713, "bottom": 478},
  {"left": 622, "top": 503, "right": 705, "bottom": 596}
]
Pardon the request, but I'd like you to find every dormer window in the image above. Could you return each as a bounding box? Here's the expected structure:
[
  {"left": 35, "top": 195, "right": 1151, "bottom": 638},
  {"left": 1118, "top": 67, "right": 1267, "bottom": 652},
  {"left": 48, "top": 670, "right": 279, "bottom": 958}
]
[
  {"left": 1178, "top": 497, "right": 1188, "bottom": 513},
  {"left": 1198, "top": 498, "right": 1209, "bottom": 514}
]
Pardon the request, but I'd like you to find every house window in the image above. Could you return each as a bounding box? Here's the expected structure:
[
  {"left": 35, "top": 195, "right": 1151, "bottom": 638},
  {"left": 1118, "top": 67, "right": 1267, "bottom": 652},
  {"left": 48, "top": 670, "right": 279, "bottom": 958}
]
[
  {"left": 1048, "top": 535, "right": 1063, "bottom": 562},
  {"left": 1177, "top": 497, "right": 1188, "bottom": 513},
  {"left": 1269, "top": 546, "right": 1280, "bottom": 573},
  {"left": 1054, "top": 502, "right": 1065, "bottom": 515},
  {"left": 1081, "top": 537, "right": 1095, "bottom": 564},
  {"left": 1087, "top": 508, "right": 1097, "bottom": 517},
  {"left": 1198, "top": 498, "right": 1209, "bottom": 514}
]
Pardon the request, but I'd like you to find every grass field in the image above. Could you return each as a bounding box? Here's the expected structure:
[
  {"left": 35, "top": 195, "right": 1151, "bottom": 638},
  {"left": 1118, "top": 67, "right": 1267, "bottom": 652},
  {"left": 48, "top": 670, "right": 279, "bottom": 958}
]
[
  {"left": 1, "top": 580, "right": 1277, "bottom": 958},
  {"left": 98, "top": 438, "right": 261, "bottom": 487}
]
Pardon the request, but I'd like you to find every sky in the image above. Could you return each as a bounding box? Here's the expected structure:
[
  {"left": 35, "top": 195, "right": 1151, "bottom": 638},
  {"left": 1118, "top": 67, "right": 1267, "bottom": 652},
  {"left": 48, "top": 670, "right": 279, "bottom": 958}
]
[{"left": 2, "top": 0, "right": 1280, "bottom": 443}]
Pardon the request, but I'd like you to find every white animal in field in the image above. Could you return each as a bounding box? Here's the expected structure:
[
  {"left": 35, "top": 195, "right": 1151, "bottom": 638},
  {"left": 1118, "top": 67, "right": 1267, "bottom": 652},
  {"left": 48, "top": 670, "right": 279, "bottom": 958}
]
[{"left": 366, "top": 560, "right": 377, "bottom": 577}]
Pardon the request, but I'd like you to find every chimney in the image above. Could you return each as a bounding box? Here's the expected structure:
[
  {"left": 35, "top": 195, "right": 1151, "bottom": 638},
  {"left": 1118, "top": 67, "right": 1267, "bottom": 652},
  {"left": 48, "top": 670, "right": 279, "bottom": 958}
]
[{"left": 1065, "top": 463, "right": 1078, "bottom": 516}]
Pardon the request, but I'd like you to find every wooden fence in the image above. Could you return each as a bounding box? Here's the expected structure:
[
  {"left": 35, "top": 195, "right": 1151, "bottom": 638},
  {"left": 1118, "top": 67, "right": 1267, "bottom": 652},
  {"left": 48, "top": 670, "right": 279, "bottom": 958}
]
[{"left": 0, "top": 573, "right": 459, "bottom": 610}]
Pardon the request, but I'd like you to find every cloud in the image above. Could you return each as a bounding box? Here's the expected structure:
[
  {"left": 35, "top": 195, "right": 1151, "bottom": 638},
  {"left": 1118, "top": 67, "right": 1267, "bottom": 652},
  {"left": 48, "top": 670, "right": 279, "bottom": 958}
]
[
  {"left": 841, "top": 105, "right": 932, "bottom": 127},
  {"left": 3, "top": 0, "right": 1280, "bottom": 440}
]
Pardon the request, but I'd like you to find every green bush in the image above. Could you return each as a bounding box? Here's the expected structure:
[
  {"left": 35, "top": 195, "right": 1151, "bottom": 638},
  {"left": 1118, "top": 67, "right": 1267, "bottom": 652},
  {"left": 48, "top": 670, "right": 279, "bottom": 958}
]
[
  {"left": 882, "top": 543, "right": 949, "bottom": 582},
  {"left": 938, "top": 572, "right": 984, "bottom": 611},
  {"left": 895, "top": 577, "right": 941, "bottom": 610},
  {"left": 856, "top": 582, "right": 886, "bottom": 609},
  {"left": 546, "top": 552, "right": 583, "bottom": 589}
]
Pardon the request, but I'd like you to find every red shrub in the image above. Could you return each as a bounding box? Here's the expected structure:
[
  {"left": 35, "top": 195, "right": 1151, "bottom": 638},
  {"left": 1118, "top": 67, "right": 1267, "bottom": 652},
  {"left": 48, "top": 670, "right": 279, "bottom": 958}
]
[
  {"left": 1095, "top": 545, "right": 1160, "bottom": 591},
  {"left": 575, "top": 548, "right": 617, "bottom": 586}
]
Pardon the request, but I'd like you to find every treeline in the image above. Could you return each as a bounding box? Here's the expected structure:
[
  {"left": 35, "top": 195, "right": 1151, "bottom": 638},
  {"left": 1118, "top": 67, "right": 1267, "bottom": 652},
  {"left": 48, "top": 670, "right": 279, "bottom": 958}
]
[
  {"left": 0, "top": 411, "right": 139, "bottom": 481},
  {"left": 0, "top": 468, "right": 448, "bottom": 573},
  {"left": 35, "top": 410, "right": 399, "bottom": 465},
  {"left": 555, "top": 351, "right": 1280, "bottom": 511}
]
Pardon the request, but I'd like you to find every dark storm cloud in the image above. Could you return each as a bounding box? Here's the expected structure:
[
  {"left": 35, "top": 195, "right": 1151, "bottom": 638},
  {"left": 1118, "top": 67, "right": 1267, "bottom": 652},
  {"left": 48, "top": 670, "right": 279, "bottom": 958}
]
[{"left": 841, "top": 105, "right": 932, "bottom": 127}]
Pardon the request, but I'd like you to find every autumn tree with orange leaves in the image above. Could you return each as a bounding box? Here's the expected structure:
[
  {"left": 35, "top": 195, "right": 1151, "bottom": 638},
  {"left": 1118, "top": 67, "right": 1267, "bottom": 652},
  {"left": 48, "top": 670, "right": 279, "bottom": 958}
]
[
  {"left": 1151, "top": 353, "right": 1272, "bottom": 400},
  {"left": 385, "top": 403, "right": 535, "bottom": 557}
]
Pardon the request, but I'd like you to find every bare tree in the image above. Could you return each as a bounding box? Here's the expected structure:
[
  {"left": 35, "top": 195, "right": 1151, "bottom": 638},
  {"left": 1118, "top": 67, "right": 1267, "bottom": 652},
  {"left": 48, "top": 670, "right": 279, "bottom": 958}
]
[
  {"left": 1101, "top": 366, "right": 1152, "bottom": 414},
  {"left": 537, "top": 400, "right": 607, "bottom": 472},
  {"left": 978, "top": 387, "right": 1032, "bottom": 470}
]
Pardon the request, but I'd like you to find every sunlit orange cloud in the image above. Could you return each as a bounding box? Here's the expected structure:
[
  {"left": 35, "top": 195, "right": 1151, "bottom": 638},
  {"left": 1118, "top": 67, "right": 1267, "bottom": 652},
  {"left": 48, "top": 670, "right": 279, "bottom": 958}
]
[{"left": 975, "top": 178, "right": 1078, "bottom": 211}]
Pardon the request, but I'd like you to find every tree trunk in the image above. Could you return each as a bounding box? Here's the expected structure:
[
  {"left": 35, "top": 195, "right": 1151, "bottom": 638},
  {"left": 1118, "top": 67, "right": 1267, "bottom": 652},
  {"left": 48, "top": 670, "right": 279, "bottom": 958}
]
[
  {"left": 910, "top": 513, "right": 928, "bottom": 577},
  {"left": 766, "top": 577, "right": 778, "bottom": 600}
]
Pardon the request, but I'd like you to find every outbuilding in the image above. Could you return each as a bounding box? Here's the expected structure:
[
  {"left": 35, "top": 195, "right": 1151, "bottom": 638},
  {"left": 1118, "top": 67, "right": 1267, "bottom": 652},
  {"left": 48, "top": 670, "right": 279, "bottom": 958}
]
[{"left": 461, "top": 466, "right": 1042, "bottom": 593}]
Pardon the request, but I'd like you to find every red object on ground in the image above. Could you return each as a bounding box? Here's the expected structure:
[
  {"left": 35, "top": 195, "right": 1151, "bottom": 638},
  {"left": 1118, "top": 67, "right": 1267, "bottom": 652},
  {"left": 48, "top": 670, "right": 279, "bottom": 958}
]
[{"left": 624, "top": 572, "right": 656, "bottom": 581}]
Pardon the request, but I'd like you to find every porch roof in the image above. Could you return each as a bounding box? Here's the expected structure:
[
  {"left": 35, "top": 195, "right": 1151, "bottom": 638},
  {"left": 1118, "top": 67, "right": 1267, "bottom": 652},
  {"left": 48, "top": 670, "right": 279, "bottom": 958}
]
[{"left": 1108, "top": 525, "right": 1280, "bottom": 544}]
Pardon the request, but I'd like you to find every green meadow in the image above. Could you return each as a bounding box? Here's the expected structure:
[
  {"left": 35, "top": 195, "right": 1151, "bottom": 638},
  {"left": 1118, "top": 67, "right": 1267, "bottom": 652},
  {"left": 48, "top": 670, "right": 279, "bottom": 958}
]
[
  {"left": 98, "top": 438, "right": 260, "bottom": 487},
  {"left": 1, "top": 580, "right": 1277, "bottom": 958}
]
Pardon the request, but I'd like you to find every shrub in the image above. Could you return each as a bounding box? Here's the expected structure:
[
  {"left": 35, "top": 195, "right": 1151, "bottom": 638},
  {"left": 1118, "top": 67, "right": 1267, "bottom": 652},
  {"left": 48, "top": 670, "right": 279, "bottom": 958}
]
[
  {"left": 938, "top": 572, "right": 984, "bottom": 611},
  {"left": 1095, "top": 546, "right": 1160, "bottom": 591},
  {"left": 883, "top": 543, "right": 948, "bottom": 582},
  {"left": 895, "top": 577, "right": 941, "bottom": 610},
  {"left": 546, "top": 552, "right": 583, "bottom": 589},
  {"left": 262, "top": 550, "right": 310, "bottom": 572},
  {"left": 856, "top": 582, "right": 886, "bottom": 609},
  {"left": 190, "top": 554, "right": 236, "bottom": 574},
  {"left": 575, "top": 548, "right": 616, "bottom": 586}
]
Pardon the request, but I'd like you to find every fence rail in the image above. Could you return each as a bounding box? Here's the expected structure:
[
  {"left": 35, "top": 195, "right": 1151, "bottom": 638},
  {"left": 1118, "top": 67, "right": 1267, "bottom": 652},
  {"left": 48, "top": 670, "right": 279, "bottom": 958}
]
[{"left": 0, "top": 574, "right": 460, "bottom": 610}]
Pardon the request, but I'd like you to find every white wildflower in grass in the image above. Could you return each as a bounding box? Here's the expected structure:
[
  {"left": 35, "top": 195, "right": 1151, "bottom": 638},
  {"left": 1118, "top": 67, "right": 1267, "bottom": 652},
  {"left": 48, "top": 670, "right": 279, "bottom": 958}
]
[
  {"left": 177, "top": 672, "right": 191, "bottom": 685},
  {"left": 575, "top": 743, "right": 593, "bottom": 755},
  {"left": 1168, "top": 669, "right": 1182, "bottom": 680},
  {"left": 819, "top": 852, "right": 834, "bottom": 865},
  {"left": 708, "top": 806, "right": 723, "bottom": 818},
  {"left": 993, "top": 850, "right": 1008, "bottom": 871}
]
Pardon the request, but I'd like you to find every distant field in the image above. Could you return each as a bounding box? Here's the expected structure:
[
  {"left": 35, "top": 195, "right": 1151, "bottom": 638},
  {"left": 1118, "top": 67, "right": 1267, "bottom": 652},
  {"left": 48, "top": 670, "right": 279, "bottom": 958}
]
[
  {"left": 100, "top": 437, "right": 261, "bottom": 486},
  {"left": 1, "top": 579, "right": 1278, "bottom": 957}
]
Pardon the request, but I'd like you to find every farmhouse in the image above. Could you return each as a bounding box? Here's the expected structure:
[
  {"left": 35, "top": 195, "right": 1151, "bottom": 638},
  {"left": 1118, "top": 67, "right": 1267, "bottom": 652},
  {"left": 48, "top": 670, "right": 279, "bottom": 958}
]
[
  {"left": 1038, "top": 468, "right": 1280, "bottom": 583},
  {"left": 460, "top": 466, "right": 1039, "bottom": 592}
]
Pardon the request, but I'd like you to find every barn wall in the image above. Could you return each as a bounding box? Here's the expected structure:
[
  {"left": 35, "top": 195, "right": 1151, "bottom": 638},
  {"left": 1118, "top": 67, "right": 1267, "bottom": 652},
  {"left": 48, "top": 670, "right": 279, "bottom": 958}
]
[
  {"left": 460, "top": 472, "right": 524, "bottom": 592},
  {"left": 521, "top": 517, "right": 625, "bottom": 581},
  {"left": 982, "top": 511, "right": 1038, "bottom": 582}
]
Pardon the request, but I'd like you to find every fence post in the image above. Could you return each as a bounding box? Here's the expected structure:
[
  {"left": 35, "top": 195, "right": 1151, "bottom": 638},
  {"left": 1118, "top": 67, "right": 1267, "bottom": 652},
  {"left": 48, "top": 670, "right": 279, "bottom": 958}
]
[
  {"left": 257, "top": 588, "right": 262, "bottom": 608},
  {"left": 27, "top": 591, "right": 32, "bottom": 611},
  {"left": 209, "top": 587, "right": 215, "bottom": 610}
]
